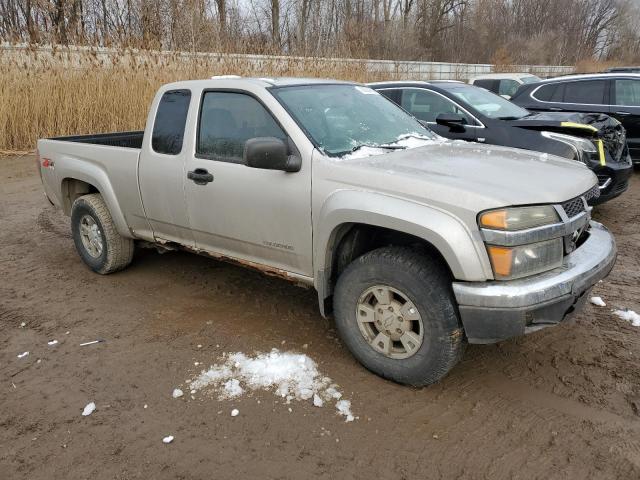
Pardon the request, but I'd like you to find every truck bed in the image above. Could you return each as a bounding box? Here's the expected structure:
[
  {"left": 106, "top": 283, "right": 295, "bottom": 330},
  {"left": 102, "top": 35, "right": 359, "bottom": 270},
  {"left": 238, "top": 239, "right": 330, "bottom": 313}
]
[
  {"left": 48, "top": 131, "right": 144, "bottom": 149},
  {"left": 38, "top": 131, "right": 146, "bottom": 238}
]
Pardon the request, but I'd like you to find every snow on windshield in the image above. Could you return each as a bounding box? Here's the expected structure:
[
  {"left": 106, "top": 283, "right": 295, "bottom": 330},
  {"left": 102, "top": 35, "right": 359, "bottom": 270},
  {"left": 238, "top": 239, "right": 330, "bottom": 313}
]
[{"left": 340, "top": 133, "right": 445, "bottom": 160}]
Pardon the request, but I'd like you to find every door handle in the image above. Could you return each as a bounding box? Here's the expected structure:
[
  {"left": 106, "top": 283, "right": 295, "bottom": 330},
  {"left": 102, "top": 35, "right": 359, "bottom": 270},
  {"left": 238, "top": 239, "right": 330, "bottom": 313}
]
[
  {"left": 549, "top": 107, "right": 562, "bottom": 111},
  {"left": 187, "top": 168, "right": 214, "bottom": 185},
  {"left": 614, "top": 111, "right": 631, "bottom": 116}
]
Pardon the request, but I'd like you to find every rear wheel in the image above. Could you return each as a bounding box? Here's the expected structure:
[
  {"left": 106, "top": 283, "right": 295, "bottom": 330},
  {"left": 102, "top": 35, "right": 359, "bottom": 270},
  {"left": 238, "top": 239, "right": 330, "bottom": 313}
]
[
  {"left": 333, "top": 246, "right": 465, "bottom": 386},
  {"left": 71, "top": 194, "right": 134, "bottom": 274}
]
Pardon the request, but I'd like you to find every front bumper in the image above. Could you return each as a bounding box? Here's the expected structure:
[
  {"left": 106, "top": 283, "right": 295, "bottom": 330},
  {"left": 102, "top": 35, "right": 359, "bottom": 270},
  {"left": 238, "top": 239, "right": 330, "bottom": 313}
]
[
  {"left": 591, "top": 161, "right": 633, "bottom": 204},
  {"left": 452, "top": 221, "right": 616, "bottom": 344}
]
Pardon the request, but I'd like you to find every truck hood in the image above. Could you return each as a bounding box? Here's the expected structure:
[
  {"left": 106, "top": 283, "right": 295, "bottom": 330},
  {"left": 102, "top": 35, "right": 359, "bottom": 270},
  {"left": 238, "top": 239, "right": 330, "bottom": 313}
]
[{"left": 325, "top": 140, "right": 597, "bottom": 213}]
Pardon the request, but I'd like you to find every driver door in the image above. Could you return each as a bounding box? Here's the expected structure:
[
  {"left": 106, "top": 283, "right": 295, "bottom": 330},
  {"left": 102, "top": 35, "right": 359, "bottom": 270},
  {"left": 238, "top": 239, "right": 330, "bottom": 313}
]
[{"left": 183, "top": 90, "right": 313, "bottom": 276}]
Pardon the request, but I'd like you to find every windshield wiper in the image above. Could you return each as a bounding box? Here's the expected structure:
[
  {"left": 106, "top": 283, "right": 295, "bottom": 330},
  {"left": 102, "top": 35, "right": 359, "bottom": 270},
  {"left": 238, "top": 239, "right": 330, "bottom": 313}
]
[
  {"left": 496, "top": 115, "right": 526, "bottom": 120},
  {"left": 349, "top": 143, "right": 407, "bottom": 154}
]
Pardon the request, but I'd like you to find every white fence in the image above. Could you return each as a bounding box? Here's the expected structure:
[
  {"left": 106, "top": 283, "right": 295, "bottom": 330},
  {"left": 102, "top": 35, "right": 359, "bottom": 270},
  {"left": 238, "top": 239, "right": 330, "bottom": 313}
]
[{"left": 0, "top": 43, "right": 575, "bottom": 80}]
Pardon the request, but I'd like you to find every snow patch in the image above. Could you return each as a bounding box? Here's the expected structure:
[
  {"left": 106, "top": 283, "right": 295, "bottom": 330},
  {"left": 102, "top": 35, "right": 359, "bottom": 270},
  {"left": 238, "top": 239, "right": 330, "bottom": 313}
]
[
  {"left": 339, "top": 133, "right": 444, "bottom": 160},
  {"left": 590, "top": 297, "right": 606, "bottom": 307},
  {"left": 614, "top": 309, "right": 640, "bottom": 327},
  {"left": 82, "top": 402, "right": 96, "bottom": 416},
  {"left": 17, "top": 351, "right": 29, "bottom": 359},
  {"left": 336, "top": 400, "right": 355, "bottom": 422},
  {"left": 231, "top": 408, "right": 239, "bottom": 417},
  {"left": 47, "top": 340, "right": 58, "bottom": 346},
  {"left": 189, "top": 349, "right": 355, "bottom": 421},
  {"left": 223, "top": 379, "right": 244, "bottom": 397},
  {"left": 172, "top": 388, "right": 184, "bottom": 399},
  {"left": 341, "top": 145, "right": 388, "bottom": 160},
  {"left": 162, "top": 435, "right": 174, "bottom": 444}
]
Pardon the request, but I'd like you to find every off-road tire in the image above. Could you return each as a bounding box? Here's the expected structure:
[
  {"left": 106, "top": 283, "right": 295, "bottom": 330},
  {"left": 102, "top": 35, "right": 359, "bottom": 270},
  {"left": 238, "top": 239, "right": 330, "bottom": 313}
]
[
  {"left": 71, "top": 193, "right": 134, "bottom": 274},
  {"left": 333, "top": 246, "right": 466, "bottom": 386}
]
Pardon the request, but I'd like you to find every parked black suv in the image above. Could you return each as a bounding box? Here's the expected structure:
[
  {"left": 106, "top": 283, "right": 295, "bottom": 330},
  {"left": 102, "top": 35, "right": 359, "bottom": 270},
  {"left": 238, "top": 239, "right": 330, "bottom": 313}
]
[
  {"left": 370, "top": 81, "right": 632, "bottom": 204},
  {"left": 511, "top": 73, "right": 640, "bottom": 166},
  {"left": 606, "top": 67, "right": 640, "bottom": 74}
]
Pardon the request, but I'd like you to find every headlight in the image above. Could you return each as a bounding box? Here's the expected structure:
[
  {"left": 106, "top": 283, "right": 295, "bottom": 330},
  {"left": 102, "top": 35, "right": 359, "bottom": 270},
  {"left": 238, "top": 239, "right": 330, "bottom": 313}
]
[
  {"left": 480, "top": 205, "right": 564, "bottom": 280},
  {"left": 486, "top": 239, "right": 563, "bottom": 280},
  {"left": 479, "top": 205, "right": 559, "bottom": 231},
  {"left": 541, "top": 131, "right": 597, "bottom": 162}
]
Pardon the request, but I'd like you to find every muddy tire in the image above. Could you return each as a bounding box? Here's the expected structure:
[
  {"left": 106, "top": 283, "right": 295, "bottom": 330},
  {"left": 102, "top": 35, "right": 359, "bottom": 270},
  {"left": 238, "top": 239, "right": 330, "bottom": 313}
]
[
  {"left": 333, "top": 246, "right": 465, "bottom": 386},
  {"left": 71, "top": 194, "right": 134, "bottom": 274}
]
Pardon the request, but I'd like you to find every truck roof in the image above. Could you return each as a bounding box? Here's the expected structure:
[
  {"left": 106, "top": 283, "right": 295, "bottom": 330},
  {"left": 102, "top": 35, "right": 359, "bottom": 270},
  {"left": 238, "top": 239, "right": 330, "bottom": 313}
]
[{"left": 162, "top": 76, "right": 356, "bottom": 91}]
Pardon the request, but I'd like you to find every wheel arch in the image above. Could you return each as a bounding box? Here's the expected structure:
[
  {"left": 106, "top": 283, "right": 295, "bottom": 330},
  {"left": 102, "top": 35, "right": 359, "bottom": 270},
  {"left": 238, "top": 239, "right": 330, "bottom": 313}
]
[
  {"left": 60, "top": 170, "right": 130, "bottom": 238},
  {"left": 314, "top": 191, "right": 491, "bottom": 317}
]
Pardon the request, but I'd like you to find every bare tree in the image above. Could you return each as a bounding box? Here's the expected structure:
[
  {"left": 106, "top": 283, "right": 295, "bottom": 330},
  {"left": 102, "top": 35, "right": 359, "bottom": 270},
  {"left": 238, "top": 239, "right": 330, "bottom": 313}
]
[{"left": 0, "top": 0, "right": 638, "bottom": 63}]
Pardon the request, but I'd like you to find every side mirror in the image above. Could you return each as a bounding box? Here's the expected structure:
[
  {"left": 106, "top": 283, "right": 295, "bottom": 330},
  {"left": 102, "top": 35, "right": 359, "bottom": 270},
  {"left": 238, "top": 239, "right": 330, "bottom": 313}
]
[
  {"left": 243, "top": 137, "right": 301, "bottom": 172},
  {"left": 436, "top": 113, "right": 466, "bottom": 128}
]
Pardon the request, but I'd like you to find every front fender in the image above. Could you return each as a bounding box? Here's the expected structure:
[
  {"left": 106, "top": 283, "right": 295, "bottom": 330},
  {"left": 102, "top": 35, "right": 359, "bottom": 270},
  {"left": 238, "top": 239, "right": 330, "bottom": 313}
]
[
  {"left": 57, "top": 158, "right": 131, "bottom": 237},
  {"left": 314, "top": 190, "right": 492, "bottom": 292}
]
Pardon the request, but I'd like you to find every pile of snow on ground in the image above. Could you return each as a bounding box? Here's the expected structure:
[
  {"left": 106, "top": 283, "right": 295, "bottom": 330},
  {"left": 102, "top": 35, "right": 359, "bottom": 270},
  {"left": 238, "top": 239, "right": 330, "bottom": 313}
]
[
  {"left": 614, "top": 309, "right": 640, "bottom": 327},
  {"left": 190, "top": 349, "right": 355, "bottom": 421}
]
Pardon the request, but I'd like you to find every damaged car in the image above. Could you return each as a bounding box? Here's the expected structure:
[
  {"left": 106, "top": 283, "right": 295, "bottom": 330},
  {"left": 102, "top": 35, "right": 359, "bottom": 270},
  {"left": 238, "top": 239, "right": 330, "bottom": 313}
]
[{"left": 370, "top": 81, "right": 632, "bottom": 204}]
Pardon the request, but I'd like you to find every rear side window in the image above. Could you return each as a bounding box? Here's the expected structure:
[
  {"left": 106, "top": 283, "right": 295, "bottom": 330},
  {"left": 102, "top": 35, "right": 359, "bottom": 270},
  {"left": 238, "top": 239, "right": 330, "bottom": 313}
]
[
  {"left": 197, "top": 92, "right": 286, "bottom": 163},
  {"left": 378, "top": 89, "right": 402, "bottom": 104},
  {"left": 473, "top": 79, "right": 498, "bottom": 93},
  {"left": 562, "top": 80, "right": 606, "bottom": 104},
  {"left": 533, "top": 83, "right": 565, "bottom": 101},
  {"left": 152, "top": 90, "right": 191, "bottom": 155},
  {"left": 498, "top": 79, "right": 519, "bottom": 97},
  {"left": 614, "top": 79, "right": 640, "bottom": 106}
]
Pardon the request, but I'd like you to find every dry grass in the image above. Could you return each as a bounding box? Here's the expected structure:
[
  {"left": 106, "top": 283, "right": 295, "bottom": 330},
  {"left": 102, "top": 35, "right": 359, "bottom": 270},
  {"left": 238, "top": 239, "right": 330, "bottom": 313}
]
[
  {"left": 573, "top": 58, "right": 620, "bottom": 74},
  {"left": 0, "top": 46, "right": 385, "bottom": 152},
  {"left": 0, "top": 45, "right": 576, "bottom": 151}
]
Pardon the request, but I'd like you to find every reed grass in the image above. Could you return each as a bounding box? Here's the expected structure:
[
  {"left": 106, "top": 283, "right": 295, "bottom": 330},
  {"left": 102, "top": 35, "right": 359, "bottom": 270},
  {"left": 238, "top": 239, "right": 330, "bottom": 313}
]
[{"left": 0, "top": 46, "right": 383, "bottom": 152}]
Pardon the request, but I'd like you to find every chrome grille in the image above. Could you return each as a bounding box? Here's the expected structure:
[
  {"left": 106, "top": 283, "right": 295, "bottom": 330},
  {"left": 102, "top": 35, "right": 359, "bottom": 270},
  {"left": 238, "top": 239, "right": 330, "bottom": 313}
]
[
  {"left": 561, "top": 185, "right": 598, "bottom": 218},
  {"left": 562, "top": 198, "right": 585, "bottom": 218},
  {"left": 584, "top": 184, "right": 600, "bottom": 202}
]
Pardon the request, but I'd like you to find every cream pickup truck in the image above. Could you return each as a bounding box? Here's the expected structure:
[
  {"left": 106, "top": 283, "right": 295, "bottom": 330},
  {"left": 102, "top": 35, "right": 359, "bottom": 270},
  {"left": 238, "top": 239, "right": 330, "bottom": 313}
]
[{"left": 37, "top": 77, "right": 616, "bottom": 386}]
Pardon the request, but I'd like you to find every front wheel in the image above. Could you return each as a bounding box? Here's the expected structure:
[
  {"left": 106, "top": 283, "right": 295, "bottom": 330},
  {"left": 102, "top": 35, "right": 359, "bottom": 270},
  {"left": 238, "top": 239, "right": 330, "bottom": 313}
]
[
  {"left": 71, "top": 193, "right": 134, "bottom": 274},
  {"left": 333, "top": 246, "right": 465, "bottom": 386}
]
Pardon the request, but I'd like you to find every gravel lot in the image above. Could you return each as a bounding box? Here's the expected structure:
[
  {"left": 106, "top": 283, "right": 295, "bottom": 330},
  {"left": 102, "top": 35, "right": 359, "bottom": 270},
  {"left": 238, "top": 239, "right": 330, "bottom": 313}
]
[{"left": 1, "top": 154, "right": 639, "bottom": 480}]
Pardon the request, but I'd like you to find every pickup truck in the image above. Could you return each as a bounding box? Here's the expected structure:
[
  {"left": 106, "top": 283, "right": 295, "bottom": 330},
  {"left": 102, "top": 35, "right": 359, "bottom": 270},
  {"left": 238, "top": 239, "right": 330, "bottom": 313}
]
[{"left": 37, "top": 77, "right": 617, "bottom": 386}]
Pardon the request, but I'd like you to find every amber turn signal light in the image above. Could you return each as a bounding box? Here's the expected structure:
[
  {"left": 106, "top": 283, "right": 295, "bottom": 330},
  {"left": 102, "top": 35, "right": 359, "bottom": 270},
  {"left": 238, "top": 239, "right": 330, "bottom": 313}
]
[{"left": 486, "top": 245, "right": 513, "bottom": 278}]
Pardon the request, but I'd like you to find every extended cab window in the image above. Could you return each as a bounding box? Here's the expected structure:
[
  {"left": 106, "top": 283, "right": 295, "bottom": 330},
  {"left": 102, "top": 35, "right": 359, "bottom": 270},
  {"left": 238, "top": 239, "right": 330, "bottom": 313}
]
[
  {"left": 562, "top": 80, "right": 606, "bottom": 104},
  {"left": 614, "top": 79, "right": 640, "bottom": 105},
  {"left": 152, "top": 90, "right": 191, "bottom": 155},
  {"left": 197, "top": 92, "right": 286, "bottom": 163},
  {"left": 401, "top": 89, "right": 469, "bottom": 123}
]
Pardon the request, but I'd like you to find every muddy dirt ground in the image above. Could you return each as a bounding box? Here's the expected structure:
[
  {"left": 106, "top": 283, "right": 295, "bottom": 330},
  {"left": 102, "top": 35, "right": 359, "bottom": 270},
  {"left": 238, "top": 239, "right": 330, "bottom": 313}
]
[{"left": 1, "top": 154, "right": 639, "bottom": 480}]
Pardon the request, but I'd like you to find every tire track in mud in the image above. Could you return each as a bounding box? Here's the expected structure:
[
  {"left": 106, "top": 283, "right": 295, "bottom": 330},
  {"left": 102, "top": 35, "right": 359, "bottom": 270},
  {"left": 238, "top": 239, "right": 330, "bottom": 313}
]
[{"left": 35, "top": 208, "right": 71, "bottom": 239}]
